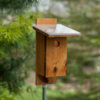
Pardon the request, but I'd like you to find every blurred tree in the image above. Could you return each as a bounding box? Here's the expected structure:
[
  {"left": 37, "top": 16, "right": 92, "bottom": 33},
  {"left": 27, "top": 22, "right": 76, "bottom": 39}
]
[
  {"left": 0, "top": 0, "right": 38, "bottom": 10},
  {"left": 0, "top": 13, "right": 41, "bottom": 92}
]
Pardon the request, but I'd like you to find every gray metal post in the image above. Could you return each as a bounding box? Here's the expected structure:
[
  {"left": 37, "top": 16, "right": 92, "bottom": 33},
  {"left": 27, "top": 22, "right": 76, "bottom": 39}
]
[{"left": 42, "top": 85, "right": 47, "bottom": 100}]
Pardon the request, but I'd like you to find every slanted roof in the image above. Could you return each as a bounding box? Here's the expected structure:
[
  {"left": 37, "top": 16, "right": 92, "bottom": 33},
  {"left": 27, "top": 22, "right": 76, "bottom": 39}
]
[{"left": 33, "top": 24, "right": 80, "bottom": 37}]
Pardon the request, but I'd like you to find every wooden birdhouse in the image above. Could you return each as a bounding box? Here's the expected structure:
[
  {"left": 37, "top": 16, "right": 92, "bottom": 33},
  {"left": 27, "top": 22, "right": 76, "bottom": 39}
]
[{"left": 33, "top": 18, "right": 80, "bottom": 85}]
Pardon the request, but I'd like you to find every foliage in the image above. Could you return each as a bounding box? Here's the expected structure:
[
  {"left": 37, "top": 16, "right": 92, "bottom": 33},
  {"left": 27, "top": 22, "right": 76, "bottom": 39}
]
[
  {"left": 15, "top": 85, "right": 100, "bottom": 100},
  {"left": 65, "top": 0, "right": 100, "bottom": 81},
  {"left": 0, "top": 0, "right": 38, "bottom": 10},
  {"left": 0, "top": 83, "right": 15, "bottom": 100},
  {"left": 0, "top": 12, "right": 41, "bottom": 92}
]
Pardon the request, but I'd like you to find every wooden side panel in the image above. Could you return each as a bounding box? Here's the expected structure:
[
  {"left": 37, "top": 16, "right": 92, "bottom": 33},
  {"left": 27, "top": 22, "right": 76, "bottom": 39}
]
[
  {"left": 36, "top": 31, "right": 56, "bottom": 85},
  {"left": 46, "top": 37, "right": 67, "bottom": 77},
  {"left": 36, "top": 31, "right": 45, "bottom": 76},
  {"left": 36, "top": 18, "right": 57, "bottom": 25}
]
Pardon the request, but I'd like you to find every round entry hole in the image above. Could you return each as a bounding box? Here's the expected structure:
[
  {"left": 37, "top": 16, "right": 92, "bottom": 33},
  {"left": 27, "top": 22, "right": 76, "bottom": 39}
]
[{"left": 54, "top": 40, "right": 60, "bottom": 47}]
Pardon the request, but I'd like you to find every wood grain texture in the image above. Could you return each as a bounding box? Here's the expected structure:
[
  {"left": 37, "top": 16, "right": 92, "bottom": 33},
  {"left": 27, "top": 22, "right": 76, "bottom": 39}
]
[
  {"left": 46, "top": 37, "right": 67, "bottom": 77},
  {"left": 36, "top": 18, "right": 57, "bottom": 25},
  {"left": 36, "top": 31, "right": 45, "bottom": 76},
  {"left": 36, "top": 31, "right": 56, "bottom": 85}
]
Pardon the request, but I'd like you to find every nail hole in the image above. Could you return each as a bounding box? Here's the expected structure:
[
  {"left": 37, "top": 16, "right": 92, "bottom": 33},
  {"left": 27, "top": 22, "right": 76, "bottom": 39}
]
[{"left": 54, "top": 67, "right": 57, "bottom": 73}]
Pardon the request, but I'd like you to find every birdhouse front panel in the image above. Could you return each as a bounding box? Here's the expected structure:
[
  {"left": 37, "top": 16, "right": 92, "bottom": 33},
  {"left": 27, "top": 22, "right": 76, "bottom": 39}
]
[{"left": 46, "top": 37, "right": 67, "bottom": 77}]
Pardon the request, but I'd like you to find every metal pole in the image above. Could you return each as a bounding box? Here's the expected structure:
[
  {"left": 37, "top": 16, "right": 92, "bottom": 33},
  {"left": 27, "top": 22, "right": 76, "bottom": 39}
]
[{"left": 42, "top": 85, "right": 46, "bottom": 100}]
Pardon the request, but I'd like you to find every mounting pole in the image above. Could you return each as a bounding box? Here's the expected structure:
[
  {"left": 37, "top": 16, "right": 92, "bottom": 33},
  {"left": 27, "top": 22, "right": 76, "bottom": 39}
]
[{"left": 42, "top": 85, "right": 47, "bottom": 100}]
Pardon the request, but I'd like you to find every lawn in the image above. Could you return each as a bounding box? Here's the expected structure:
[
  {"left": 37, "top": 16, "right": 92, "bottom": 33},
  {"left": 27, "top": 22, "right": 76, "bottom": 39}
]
[{"left": 15, "top": 84, "right": 100, "bottom": 100}]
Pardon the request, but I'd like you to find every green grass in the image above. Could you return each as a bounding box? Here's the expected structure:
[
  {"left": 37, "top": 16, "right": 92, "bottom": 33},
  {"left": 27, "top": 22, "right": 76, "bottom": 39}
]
[
  {"left": 15, "top": 85, "right": 76, "bottom": 100},
  {"left": 15, "top": 84, "right": 100, "bottom": 100}
]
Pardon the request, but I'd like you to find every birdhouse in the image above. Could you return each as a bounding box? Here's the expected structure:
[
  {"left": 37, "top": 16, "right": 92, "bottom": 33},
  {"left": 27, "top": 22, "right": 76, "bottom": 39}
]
[{"left": 33, "top": 18, "right": 80, "bottom": 85}]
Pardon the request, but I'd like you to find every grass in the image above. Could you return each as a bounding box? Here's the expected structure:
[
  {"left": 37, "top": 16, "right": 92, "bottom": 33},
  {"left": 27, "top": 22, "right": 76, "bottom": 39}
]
[
  {"left": 15, "top": 84, "right": 100, "bottom": 100},
  {"left": 15, "top": 85, "right": 76, "bottom": 100}
]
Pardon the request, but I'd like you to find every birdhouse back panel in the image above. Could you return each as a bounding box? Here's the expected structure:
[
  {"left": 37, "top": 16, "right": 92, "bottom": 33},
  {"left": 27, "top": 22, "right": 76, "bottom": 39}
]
[{"left": 36, "top": 18, "right": 57, "bottom": 25}]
